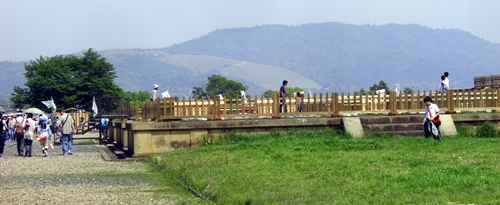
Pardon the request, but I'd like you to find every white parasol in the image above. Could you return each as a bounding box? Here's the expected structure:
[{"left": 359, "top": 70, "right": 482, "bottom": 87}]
[{"left": 161, "top": 90, "right": 171, "bottom": 98}]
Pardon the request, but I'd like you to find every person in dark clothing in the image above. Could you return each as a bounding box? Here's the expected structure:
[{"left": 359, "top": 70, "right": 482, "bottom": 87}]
[
  {"left": 14, "top": 112, "right": 25, "bottom": 156},
  {"left": 0, "top": 112, "right": 5, "bottom": 157},
  {"left": 279, "top": 80, "right": 288, "bottom": 113}
]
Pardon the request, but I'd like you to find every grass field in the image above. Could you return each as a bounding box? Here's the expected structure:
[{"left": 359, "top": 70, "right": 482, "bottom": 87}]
[{"left": 149, "top": 125, "right": 500, "bottom": 204}]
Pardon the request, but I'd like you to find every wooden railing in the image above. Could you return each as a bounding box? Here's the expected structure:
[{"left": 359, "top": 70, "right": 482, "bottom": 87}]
[
  {"left": 118, "top": 88, "right": 500, "bottom": 121},
  {"left": 474, "top": 74, "right": 500, "bottom": 89}
]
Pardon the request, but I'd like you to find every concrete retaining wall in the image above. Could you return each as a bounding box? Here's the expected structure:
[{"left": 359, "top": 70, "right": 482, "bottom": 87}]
[
  {"left": 120, "top": 118, "right": 341, "bottom": 157},
  {"left": 109, "top": 113, "right": 500, "bottom": 157}
]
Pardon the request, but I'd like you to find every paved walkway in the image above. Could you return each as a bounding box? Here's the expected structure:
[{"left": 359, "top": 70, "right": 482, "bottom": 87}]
[{"left": 0, "top": 137, "right": 199, "bottom": 204}]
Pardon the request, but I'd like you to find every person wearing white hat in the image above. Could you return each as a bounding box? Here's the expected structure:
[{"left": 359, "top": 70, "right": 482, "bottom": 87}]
[{"left": 150, "top": 84, "right": 159, "bottom": 101}]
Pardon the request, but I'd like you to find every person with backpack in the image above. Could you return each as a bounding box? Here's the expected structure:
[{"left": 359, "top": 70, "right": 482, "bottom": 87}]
[
  {"left": 14, "top": 112, "right": 25, "bottom": 156},
  {"left": 37, "top": 116, "right": 52, "bottom": 157},
  {"left": 57, "top": 109, "right": 75, "bottom": 155}
]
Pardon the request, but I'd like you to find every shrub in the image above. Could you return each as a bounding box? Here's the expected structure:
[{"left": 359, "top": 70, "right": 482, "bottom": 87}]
[
  {"left": 455, "top": 123, "right": 474, "bottom": 138},
  {"left": 474, "top": 121, "right": 498, "bottom": 138}
]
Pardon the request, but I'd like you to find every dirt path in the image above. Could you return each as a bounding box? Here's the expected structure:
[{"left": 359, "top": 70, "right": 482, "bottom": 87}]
[{"left": 0, "top": 140, "right": 198, "bottom": 204}]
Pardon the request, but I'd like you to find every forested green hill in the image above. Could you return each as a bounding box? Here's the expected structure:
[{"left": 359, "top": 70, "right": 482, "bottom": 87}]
[
  {"left": 2, "top": 22, "right": 499, "bottom": 104},
  {"left": 160, "top": 22, "right": 500, "bottom": 91}
]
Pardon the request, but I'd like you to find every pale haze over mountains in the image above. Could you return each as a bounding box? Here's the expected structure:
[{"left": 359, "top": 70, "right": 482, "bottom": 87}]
[
  {"left": 1, "top": 22, "right": 499, "bottom": 104},
  {"left": 1, "top": 1, "right": 500, "bottom": 104}
]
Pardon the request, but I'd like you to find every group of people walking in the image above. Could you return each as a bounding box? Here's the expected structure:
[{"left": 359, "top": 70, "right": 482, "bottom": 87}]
[{"left": 0, "top": 108, "right": 75, "bottom": 157}]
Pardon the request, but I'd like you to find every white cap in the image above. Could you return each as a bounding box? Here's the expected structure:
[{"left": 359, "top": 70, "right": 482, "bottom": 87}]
[{"left": 153, "top": 84, "right": 159, "bottom": 88}]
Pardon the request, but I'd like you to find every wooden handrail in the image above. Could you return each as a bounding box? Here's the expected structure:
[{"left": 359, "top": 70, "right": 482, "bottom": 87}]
[{"left": 117, "top": 89, "right": 500, "bottom": 121}]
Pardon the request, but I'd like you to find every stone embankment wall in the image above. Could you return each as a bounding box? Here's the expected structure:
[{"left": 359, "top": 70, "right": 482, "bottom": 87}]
[{"left": 108, "top": 113, "right": 500, "bottom": 157}]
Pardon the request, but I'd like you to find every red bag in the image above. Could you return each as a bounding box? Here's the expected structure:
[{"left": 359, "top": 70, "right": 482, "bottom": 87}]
[
  {"left": 427, "top": 107, "right": 441, "bottom": 125},
  {"left": 432, "top": 117, "right": 441, "bottom": 125}
]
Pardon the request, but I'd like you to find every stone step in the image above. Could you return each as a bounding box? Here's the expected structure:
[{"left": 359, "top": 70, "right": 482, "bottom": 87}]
[
  {"left": 362, "top": 123, "right": 424, "bottom": 132},
  {"left": 369, "top": 130, "right": 423, "bottom": 137},
  {"left": 360, "top": 115, "right": 424, "bottom": 124},
  {"left": 103, "top": 141, "right": 134, "bottom": 160}
]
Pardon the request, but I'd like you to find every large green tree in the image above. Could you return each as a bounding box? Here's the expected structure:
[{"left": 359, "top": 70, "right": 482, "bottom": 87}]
[
  {"left": 368, "top": 80, "right": 391, "bottom": 94},
  {"left": 125, "top": 90, "right": 150, "bottom": 107},
  {"left": 263, "top": 86, "right": 304, "bottom": 98},
  {"left": 263, "top": 90, "right": 279, "bottom": 98},
  {"left": 285, "top": 86, "right": 304, "bottom": 96},
  {"left": 192, "top": 75, "right": 248, "bottom": 99},
  {"left": 402, "top": 87, "right": 414, "bottom": 94},
  {"left": 11, "top": 49, "right": 123, "bottom": 110}
]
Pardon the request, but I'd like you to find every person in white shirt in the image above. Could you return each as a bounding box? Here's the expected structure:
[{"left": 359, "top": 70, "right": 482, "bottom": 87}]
[
  {"left": 443, "top": 71, "right": 450, "bottom": 89},
  {"left": 439, "top": 75, "right": 449, "bottom": 93},
  {"left": 438, "top": 72, "right": 450, "bottom": 93},
  {"left": 23, "top": 113, "right": 37, "bottom": 157},
  {"left": 150, "top": 84, "right": 159, "bottom": 101},
  {"left": 423, "top": 96, "right": 441, "bottom": 141}
]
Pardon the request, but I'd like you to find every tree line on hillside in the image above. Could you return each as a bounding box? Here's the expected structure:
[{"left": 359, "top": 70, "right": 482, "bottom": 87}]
[
  {"left": 7, "top": 49, "right": 261, "bottom": 110},
  {"left": 159, "top": 22, "right": 500, "bottom": 92},
  {"left": 355, "top": 80, "right": 413, "bottom": 95},
  {"left": 8, "top": 47, "right": 418, "bottom": 113}
]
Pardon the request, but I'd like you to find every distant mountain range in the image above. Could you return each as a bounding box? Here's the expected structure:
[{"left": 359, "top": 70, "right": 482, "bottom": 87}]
[{"left": 1, "top": 22, "right": 499, "bottom": 104}]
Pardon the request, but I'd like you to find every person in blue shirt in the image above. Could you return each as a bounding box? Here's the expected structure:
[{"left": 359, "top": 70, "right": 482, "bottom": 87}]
[
  {"left": 100, "top": 117, "right": 108, "bottom": 139},
  {"left": 37, "top": 116, "right": 52, "bottom": 157}
]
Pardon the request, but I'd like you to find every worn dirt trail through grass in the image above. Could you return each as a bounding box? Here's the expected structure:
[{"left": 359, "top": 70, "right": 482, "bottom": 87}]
[{"left": 0, "top": 141, "right": 197, "bottom": 205}]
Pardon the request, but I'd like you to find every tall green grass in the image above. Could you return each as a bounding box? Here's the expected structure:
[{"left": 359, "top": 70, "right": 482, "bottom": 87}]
[
  {"left": 456, "top": 121, "right": 499, "bottom": 138},
  {"left": 149, "top": 126, "right": 500, "bottom": 204}
]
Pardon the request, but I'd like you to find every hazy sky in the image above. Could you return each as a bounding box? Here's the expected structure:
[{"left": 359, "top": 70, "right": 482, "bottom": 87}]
[{"left": 1, "top": 0, "right": 499, "bottom": 61}]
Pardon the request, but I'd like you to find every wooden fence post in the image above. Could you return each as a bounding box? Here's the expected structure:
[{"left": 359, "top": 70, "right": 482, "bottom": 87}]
[
  {"left": 213, "top": 95, "right": 221, "bottom": 120},
  {"left": 154, "top": 98, "right": 160, "bottom": 122},
  {"left": 331, "top": 92, "right": 340, "bottom": 117},
  {"left": 389, "top": 91, "right": 398, "bottom": 115},
  {"left": 273, "top": 94, "right": 281, "bottom": 119},
  {"left": 446, "top": 89, "right": 456, "bottom": 114},
  {"left": 497, "top": 88, "right": 500, "bottom": 108}
]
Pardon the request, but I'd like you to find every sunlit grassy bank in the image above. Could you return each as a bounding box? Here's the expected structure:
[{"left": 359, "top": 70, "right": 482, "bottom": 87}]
[{"left": 149, "top": 126, "right": 500, "bottom": 204}]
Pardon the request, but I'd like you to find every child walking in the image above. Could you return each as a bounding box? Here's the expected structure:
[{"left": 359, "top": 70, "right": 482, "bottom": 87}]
[
  {"left": 423, "top": 96, "right": 441, "bottom": 141},
  {"left": 296, "top": 92, "right": 304, "bottom": 112},
  {"left": 37, "top": 116, "right": 53, "bottom": 157}
]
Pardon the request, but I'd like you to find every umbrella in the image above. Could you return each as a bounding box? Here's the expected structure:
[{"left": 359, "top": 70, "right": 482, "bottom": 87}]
[
  {"left": 161, "top": 90, "right": 171, "bottom": 98},
  {"left": 25, "top": 107, "right": 45, "bottom": 114}
]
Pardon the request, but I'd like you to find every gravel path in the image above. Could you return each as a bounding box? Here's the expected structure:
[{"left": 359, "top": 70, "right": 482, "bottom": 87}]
[{"left": 0, "top": 140, "right": 198, "bottom": 205}]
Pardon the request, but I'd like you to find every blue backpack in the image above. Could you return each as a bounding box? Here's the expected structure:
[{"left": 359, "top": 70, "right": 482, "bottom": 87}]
[{"left": 38, "top": 116, "right": 52, "bottom": 140}]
